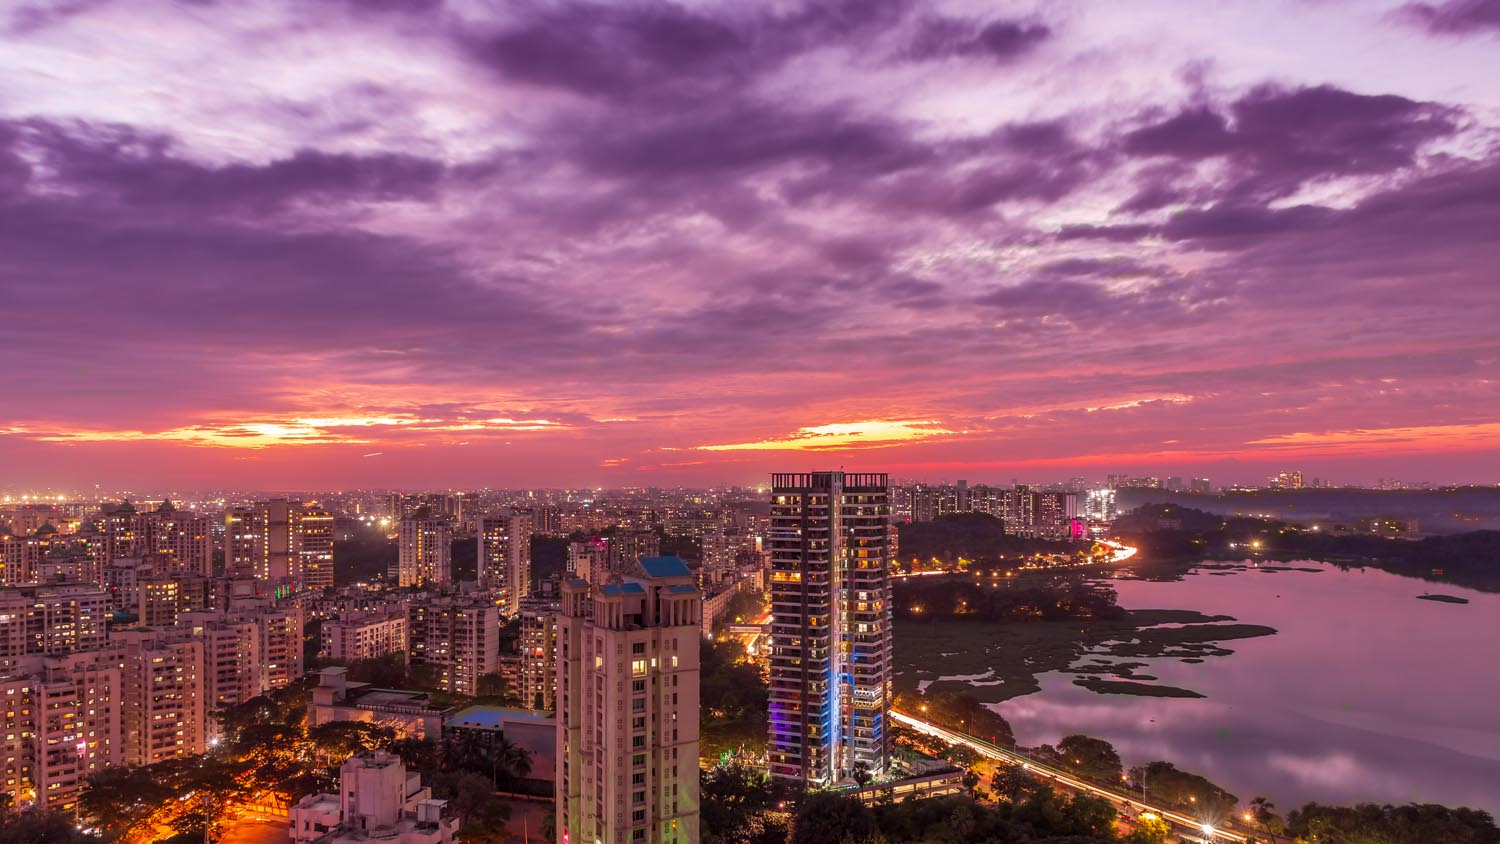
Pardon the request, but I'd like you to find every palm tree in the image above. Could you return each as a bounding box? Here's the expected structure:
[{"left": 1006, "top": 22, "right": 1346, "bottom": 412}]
[
  {"left": 851, "top": 761, "right": 873, "bottom": 789},
  {"left": 961, "top": 769, "right": 981, "bottom": 800},
  {"left": 1248, "top": 796, "right": 1283, "bottom": 841}
]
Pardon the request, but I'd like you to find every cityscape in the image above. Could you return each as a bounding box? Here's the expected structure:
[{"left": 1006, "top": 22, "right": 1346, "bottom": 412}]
[{"left": 3, "top": 2, "right": 1499, "bottom": 844}]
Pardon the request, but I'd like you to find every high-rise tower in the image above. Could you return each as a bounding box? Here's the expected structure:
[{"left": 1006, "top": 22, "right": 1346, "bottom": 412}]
[
  {"left": 555, "top": 557, "right": 700, "bottom": 844},
  {"left": 398, "top": 510, "right": 451, "bottom": 587},
  {"left": 768, "top": 471, "right": 892, "bottom": 786},
  {"left": 477, "top": 510, "right": 532, "bottom": 613}
]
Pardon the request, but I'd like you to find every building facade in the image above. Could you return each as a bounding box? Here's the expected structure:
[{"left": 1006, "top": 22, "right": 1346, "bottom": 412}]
[
  {"left": 517, "top": 576, "right": 561, "bottom": 711},
  {"left": 321, "top": 611, "right": 408, "bottom": 662},
  {"left": 767, "top": 471, "right": 892, "bottom": 787},
  {"left": 407, "top": 595, "right": 498, "bottom": 696},
  {"left": 290, "top": 750, "right": 457, "bottom": 844},
  {"left": 224, "top": 500, "right": 334, "bottom": 589},
  {"left": 476, "top": 511, "right": 531, "bottom": 614},
  {"left": 397, "top": 515, "right": 451, "bottom": 588},
  {"left": 555, "top": 558, "right": 700, "bottom": 844}
]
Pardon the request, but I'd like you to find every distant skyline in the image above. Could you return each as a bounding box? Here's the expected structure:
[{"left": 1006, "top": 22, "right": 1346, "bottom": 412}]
[{"left": 3, "top": 0, "right": 1498, "bottom": 489}]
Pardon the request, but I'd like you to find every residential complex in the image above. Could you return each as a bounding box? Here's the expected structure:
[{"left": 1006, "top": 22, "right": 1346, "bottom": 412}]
[{"left": 517, "top": 575, "right": 561, "bottom": 711}]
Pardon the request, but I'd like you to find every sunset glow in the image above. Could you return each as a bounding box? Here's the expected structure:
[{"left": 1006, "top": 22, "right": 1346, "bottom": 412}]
[{"left": 1, "top": 0, "right": 1497, "bottom": 488}]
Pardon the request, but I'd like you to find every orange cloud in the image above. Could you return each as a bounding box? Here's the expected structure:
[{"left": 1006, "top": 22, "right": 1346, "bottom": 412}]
[
  {"left": 696, "top": 419, "right": 956, "bottom": 452},
  {"left": 1247, "top": 422, "right": 1500, "bottom": 454},
  {"left": 1, "top": 413, "right": 566, "bottom": 449}
]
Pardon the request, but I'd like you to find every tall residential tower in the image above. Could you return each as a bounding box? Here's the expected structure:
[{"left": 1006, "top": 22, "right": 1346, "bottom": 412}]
[
  {"left": 768, "top": 471, "right": 892, "bottom": 787},
  {"left": 476, "top": 510, "right": 531, "bottom": 614},
  {"left": 555, "top": 557, "right": 700, "bottom": 844}
]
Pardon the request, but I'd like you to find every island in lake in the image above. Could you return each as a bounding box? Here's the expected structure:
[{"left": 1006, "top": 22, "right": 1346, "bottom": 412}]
[{"left": 1417, "top": 593, "right": 1470, "bottom": 604}]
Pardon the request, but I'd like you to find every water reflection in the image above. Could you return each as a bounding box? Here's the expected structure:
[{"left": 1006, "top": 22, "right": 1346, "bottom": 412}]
[{"left": 992, "top": 563, "right": 1500, "bottom": 812}]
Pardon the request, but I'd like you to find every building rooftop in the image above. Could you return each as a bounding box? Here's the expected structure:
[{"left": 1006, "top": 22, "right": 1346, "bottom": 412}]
[
  {"left": 601, "top": 582, "right": 645, "bottom": 596},
  {"left": 447, "top": 705, "right": 554, "bottom": 730},
  {"left": 639, "top": 555, "right": 692, "bottom": 578}
]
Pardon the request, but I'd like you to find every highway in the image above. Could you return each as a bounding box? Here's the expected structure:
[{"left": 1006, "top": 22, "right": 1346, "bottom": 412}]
[{"left": 892, "top": 710, "right": 1246, "bottom": 843}]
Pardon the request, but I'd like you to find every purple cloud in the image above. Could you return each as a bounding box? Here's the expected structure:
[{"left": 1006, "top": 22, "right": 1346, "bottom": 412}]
[
  {"left": 17, "top": 119, "right": 444, "bottom": 215},
  {"left": 907, "top": 17, "right": 1051, "bottom": 62},
  {"left": 1400, "top": 0, "right": 1500, "bottom": 35},
  {"left": 467, "top": 0, "right": 911, "bottom": 102},
  {"left": 1123, "top": 84, "right": 1459, "bottom": 200}
]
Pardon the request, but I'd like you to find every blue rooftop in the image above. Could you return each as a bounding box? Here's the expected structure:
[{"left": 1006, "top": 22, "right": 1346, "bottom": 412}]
[
  {"left": 639, "top": 555, "right": 692, "bottom": 578},
  {"left": 668, "top": 584, "right": 698, "bottom": 594},
  {"left": 448, "top": 705, "right": 553, "bottom": 730},
  {"left": 602, "top": 581, "right": 646, "bottom": 596}
]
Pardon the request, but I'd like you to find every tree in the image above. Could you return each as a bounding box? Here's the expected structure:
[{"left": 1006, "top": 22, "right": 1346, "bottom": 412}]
[
  {"left": 961, "top": 769, "right": 981, "bottom": 800},
  {"left": 702, "top": 763, "right": 798, "bottom": 844},
  {"left": 343, "top": 652, "right": 411, "bottom": 688},
  {"left": 308, "top": 720, "right": 397, "bottom": 760},
  {"left": 389, "top": 736, "right": 442, "bottom": 771},
  {"left": 1056, "top": 734, "right": 1124, "bottom": 783},
  {"left": 456, "top": 800, "right": 511, "bottom": 844},
  {"left": 700, "top": 638, "right": 770, "bottom": 758},
  {"left": 488, "top": 733, "right": 533, "bottom": 787},
  {"left": 1011, "top": 789, "right": 1116, "bottom": 841},
  {"left": 1134, "top": 760, "right": 1237, "bottom": 815},
  {"left": 990, "top": 763, "right": 1045, "bottom": 803},
  {"left": 0, "top": 806, "right": 94, "bottom": 844},
  {"left": 1248, "top": 795, "right": 1284, "bottom": 841},
  {"left": 448, "top": 772, "right": 501, "bottom": 826},
  {"left": 475, "top": 671, "right": 510, "bottom": 701},
  {"left": 791, "top": 792, "right": 881, "bottom": 844},
  {"left": 1286, "top": 802, "right": 1500, "bottom": 844},
  {"left": 941, "top": 745, "right": 981, "bottom": 768},
  {"left": 852, "top": 761, "right": 874, "bottom": 788},
  {"left": 1122, "top": 813, "right": 1172, "bottom": 844},
  {"left": 896, "top": 689, "right": 1015, "bottom": 748},
  {"left": 82, "top": 765, "right": 179, "bottom": 840}
]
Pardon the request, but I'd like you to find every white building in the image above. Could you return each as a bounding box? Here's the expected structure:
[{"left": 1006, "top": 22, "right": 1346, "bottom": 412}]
[
  {"left": 517, "top": 576, "right": 560, "bottom": 711},
  {"left": 398, "top": 514, "right": 451, "bottom": 587},
  {"left": 406, "top": 595, "right": 499, "bottom": 696},
  {"left": 0, "top": 583, "right": 110, "bottom": 671},
  {"left": 109, "top": 630, "right": 207, "bottom": 768},
  {"left": 556, "top": 557, "right": 700, "bottom": 844},
  {"left": 0, "top": 652, "right": 122, "bottom": 814},
  {"left": 290, "top": 750, "right": 456, "bottom": 844},
  {"left": 476, "top": 511, "right": 531, "bottom": 614},
  {"left": 321, "top": 611, "right": 408, "bottom": 662},
  {"left": 224, "top": 499, "right": 335, "bottom": 589}
]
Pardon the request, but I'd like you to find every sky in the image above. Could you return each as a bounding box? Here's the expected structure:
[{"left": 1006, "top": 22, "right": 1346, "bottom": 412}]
[{"left": 1, "top": 0, "right": 1499, "bottom": 491}]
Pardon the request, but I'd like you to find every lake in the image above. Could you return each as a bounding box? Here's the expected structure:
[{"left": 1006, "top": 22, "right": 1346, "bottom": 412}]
[{"left": 992, "top": 561, "right": 1500, "bottom": 813}]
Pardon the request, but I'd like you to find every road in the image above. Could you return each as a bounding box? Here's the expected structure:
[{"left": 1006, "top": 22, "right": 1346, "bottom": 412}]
[
  {"left": 892, "top": 539, "right": 1139, "bottom": 580},
  {"left": 1098, "top": 538, "right": 1137, "bottom": 564},
  {"left": 892, "top": 710, "right": 1246, "bottom": 843},
  {"left": 728, "top": 609, "right": 772, "bottom": 656}
]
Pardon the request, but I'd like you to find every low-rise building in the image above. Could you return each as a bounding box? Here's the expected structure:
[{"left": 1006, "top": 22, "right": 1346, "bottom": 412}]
[
  {"left": 321, "top": 611, "right": 407, "bottom": 662},
  {"left": 309, "top": 667, "right": 450, "bottom": 739},
  {"left": 444, "top": 705, "right": 556, "bottom": 791},
  {"left": 290, "top": 750, "right": 456, "bottom": 844}
]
